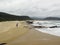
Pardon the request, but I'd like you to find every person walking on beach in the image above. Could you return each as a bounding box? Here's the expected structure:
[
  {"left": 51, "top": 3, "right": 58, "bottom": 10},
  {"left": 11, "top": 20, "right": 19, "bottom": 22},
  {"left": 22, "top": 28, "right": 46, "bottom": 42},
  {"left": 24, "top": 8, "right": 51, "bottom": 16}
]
[{"left": 16, "top": 22, "right": 19, "bottom": 28}]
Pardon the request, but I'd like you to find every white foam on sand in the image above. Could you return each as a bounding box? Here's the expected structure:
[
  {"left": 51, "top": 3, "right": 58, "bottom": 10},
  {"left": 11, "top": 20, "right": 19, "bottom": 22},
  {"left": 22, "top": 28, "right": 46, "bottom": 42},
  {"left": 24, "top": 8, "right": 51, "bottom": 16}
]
[
  {"left": 35, "top": 28, "right": 60, "bottom": 36},
  {"left": 32, "top": 21, "right": 60, "bottom": 37}
]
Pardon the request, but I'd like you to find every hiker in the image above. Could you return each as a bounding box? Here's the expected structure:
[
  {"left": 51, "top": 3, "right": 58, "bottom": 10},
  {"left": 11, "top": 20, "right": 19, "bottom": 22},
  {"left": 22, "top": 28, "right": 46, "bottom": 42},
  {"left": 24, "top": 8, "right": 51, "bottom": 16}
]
[{"left": 16, "top": 23, "right": 19, "bottom": 28}]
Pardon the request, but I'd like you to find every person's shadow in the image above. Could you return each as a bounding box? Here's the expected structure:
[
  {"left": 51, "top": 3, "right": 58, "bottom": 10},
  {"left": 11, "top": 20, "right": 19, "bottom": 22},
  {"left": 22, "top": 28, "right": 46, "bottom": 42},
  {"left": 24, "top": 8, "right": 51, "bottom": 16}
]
[{"left": 0, "top": 43, "right": 7, "bottom": 45}]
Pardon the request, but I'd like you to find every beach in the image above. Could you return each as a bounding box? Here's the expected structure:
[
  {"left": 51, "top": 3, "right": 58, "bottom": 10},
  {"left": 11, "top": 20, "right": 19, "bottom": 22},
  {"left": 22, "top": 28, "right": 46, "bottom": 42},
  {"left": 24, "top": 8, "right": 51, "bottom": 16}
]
[{"left": 0, "top": 21, "right": 60, "bottom": 45}]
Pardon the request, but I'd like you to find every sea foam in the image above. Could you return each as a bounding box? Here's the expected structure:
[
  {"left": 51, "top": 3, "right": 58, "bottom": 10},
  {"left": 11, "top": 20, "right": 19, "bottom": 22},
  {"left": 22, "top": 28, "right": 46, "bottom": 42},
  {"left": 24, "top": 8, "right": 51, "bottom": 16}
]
[{"left": 32, "top": 20, "right": 60, "bottom": 37}]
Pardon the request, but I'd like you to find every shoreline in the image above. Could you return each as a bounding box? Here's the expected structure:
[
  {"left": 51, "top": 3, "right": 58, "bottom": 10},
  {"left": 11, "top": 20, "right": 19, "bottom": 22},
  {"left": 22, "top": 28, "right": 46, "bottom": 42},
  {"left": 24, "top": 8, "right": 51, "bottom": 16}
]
[
  {"left": 0, "top": 21, "right": 60, "bottom": 45},
  {"left": 35, "top": 28, "right": 60, "bottom": 37},
  {"left": 7, "top": 28, "right": 60, "bottom": 45}
]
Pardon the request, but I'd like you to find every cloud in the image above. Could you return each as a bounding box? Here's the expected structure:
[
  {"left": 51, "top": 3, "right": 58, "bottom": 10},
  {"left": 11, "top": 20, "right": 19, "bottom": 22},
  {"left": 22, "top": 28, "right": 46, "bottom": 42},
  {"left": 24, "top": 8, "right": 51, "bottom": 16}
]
[{"left": 0, "top": 0, "right": 60, "bottom": 17}]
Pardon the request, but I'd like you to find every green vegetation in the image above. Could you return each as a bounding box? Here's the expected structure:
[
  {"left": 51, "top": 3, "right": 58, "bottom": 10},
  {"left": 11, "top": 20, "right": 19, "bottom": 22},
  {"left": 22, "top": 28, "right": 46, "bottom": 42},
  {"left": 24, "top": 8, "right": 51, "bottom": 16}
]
[{"left": 0, "top": 12, "right": 31, "bottom": 22}]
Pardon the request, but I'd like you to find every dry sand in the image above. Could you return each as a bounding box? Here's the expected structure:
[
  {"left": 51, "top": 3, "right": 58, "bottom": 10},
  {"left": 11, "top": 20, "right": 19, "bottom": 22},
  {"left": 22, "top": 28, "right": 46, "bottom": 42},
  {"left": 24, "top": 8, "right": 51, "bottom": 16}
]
[{"left": 0, "top": 21, "right": 60, "bottom": 45}]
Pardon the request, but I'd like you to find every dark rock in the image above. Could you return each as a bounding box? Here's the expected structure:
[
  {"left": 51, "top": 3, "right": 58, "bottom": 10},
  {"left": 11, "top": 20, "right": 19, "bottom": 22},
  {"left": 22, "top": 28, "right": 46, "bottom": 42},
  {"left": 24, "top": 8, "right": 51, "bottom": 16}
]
[
  {"left": 0, "top": 43, "right": 7, "bottom": 45},
  {"left": 49, "top": 26, "right": 57, "bottom": 28}
]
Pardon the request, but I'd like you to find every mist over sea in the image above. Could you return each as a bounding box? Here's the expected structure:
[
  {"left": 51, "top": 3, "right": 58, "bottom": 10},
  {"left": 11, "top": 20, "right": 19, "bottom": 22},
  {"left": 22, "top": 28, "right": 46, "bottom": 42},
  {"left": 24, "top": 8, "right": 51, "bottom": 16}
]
[{"left": 32, "top": 20, "right": 60, "bottom": 37}]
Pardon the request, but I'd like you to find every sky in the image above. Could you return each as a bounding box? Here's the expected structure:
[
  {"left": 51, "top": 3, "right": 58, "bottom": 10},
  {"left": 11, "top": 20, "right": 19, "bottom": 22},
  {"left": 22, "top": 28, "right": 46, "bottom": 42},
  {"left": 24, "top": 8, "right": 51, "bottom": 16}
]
[{"left": 0, "top": 0, "right": 60, "bottom": 17}]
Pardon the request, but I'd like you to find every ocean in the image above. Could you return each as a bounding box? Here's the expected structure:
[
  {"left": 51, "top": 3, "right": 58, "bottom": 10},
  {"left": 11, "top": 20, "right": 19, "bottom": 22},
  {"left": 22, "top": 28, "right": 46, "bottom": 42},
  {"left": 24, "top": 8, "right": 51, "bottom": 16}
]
[{"left": 32, "top": 20, "right": 60, "bottom": 37}]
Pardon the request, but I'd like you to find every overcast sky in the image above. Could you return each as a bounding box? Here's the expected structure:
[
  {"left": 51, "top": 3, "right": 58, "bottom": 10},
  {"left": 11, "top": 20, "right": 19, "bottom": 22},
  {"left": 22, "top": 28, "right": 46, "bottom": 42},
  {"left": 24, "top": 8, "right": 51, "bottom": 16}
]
[{"left": 0, "top": 0, "right": 60, "bottom": 17}]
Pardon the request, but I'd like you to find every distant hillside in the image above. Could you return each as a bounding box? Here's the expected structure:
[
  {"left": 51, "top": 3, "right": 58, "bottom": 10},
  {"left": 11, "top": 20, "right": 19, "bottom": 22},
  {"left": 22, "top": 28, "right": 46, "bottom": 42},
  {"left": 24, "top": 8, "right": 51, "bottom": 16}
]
[
  {"left": 44, "top": 17, "right": 60, "bottom": 20},
  {"left": 30, "top": 17, "right": 60, "bottom": 20},
  {"left": 0, "top": 12, "right": 31, "bottom": 21},
  {"left": 30, "top": 17, "right": 43, "bottom": 20}
]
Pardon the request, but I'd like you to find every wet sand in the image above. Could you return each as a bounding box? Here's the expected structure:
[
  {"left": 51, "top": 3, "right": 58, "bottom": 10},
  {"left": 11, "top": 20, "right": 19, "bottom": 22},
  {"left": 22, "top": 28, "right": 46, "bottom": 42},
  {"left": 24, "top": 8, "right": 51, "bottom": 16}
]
[
  {"left": 0, "top": 21, "right": 60, "bottom": 45},
  {"left": 7, "top": 29, "right": 60, "bottom": 45}
]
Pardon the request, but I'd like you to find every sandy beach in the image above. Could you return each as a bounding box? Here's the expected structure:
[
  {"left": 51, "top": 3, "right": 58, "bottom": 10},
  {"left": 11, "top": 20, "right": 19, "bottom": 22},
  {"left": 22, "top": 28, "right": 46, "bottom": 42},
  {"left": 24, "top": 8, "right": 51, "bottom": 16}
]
[{"left": 0, "top": 21, "right": 60, "bottom": 45}]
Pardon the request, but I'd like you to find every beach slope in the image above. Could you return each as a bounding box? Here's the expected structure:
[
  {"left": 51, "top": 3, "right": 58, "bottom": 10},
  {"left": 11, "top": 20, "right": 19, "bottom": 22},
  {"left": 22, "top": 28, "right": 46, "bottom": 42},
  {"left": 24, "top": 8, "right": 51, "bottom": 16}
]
[{"left": 0, "top": 21, "right": 60, "bottom": 45}]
